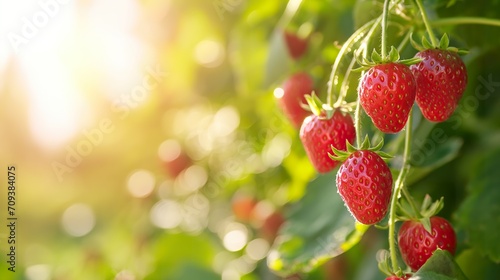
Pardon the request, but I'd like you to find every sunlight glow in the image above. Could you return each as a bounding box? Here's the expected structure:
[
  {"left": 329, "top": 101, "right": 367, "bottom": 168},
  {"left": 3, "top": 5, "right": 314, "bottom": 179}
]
[
  {"left": 85, "top": 0, "right": 146, "bottom": 100},
  {"left": 1, "top": 0, "right": 149, "bottom": 150},
  {"left": 245, "top": 238, "right": 270, "bottom": 261},
  {"left": 127, "top": 169, "right": 156, "bottom": 198},
  {"left": 223, "top": 223, "right": 249, "bottom": 252},
  {"left": 150, "top": 199, "right": 183, "bottom": 229},
  {"left": 273, "top": 87, "right": 284, "bottom": 99},
  {"left": 21, "top": 52, "right": 89, "bottom": 149},
  {"left": 194, "top": 39, "right": 225, "bottom": 68},
  {"left": 61, "top": 203, "right": 95, "bottom": 237},
  {"left": 25, "top": 264, "right": 51, "bottom": 280},
  {"left": 158, "top": 139, "right": 182, "bottom": 162}
]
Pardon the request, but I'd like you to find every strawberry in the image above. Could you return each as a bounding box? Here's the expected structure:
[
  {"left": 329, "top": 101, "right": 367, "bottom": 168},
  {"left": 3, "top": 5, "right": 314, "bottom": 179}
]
[
  {"left": 159, "top": 140, "right": 192, "bottom": 178},
  {"left": 231, "top": 196, "right": 257, "bottom": 222},
  {"left": 398, "top": 216, "right": 457, "bottom": 271},
  {"left": 261, "top": 211, "right": 285, "bottom": 241},
  {"left": 410, "top": 49, "right": 467, "bottom": 122},
  {"left": 358, "top": 62, "right": 416, "bottom": 133},
  {"left": 284, "top": 30, "right": 308, "bottom": 60},
  {"left": 300, "top": 110, "right": 356, "bottom": 173},
  {"left": 385, "top": 275, "right": 410, "bottom": 280},
  {"left": 336, "top": 150, "right": 393, "bottom": 224},
  {"left": 277, "top": 72, "right": 314, "bottom": 128}
]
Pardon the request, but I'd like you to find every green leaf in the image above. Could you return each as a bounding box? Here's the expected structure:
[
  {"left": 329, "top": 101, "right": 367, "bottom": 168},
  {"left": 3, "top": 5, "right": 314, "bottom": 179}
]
[
  {"left": 170, "top": 263, "right": 220, "bottom": 280},
  {"left": 267, "top": 173, "right": 369, "bottom": 275},
  {"left": 388, "top": 46, "right": 400, "bottom": 62},
  {"left": 455, "top": 149, "right": 500, "bottom": 263},
  {"left": 456, "top": 249, "right": 500, "bottom": 280},
  {"left": 371, "top": 49, "right": 382, "bottom": 63},
  {"left": 147, "top": 233, "right": 215, "bottom": 279},
  {"left": 305, "top": 93, "right": 323, "bottom": 117},
  {"left": 439, "top": 33, "right": 450, "bottom": 49},
  {"left": 422, "top": 36, "right": 433, "bottom": 49},
  {"left": 407, "top": 138, "right": 463, "bottom": 185},
  {"left": 420, "top": 217, "right": 432, "bottom": 234},
  {"left": 446, "top": 0, "right": 458, "bottom": 7},
  {"left": 410, "top": 249, "right": 468, "bottom": 280}
]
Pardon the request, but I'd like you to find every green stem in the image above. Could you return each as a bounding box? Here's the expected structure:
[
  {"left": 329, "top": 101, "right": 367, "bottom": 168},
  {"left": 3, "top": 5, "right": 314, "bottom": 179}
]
[
  {"left": 326, "top": 19, "right": 377, "bottom": 107},
  {"left": 388, "top": 111, "right": 413, "bottom": 272},
  {"left": 381, "top": 0, "right": 391, "bottom": 58},
  {"left": 277, "top": 0, "right": 303, "bottom": 29},
  {"left": 354, "top": 97, "right": 363, "bottom": 147},
  {"left": 333, "top": 55, "right": 358, "bottom": 108},
  {"left": 431, "top": 16, "right": 500, "bottom": 27},
  {"left": 354, "top": 17, "right": 383, "bottom": 146},
  {"left": 414, "top": 0, "right": 439, "bottom": 47},
  {"left": 397, "top": 28, "right": 413, "bottom": 52}
]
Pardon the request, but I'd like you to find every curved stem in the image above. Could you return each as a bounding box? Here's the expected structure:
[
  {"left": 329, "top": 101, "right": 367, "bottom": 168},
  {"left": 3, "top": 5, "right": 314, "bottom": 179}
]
[
  {"left": 326, "top": 19, "right": 377, "bottom": 107},
  {"left": 277, "top": 0, "right": 303, "bottom": 29},
  {"left": 381, "top": 0, "right": 391, "bottom": 58},
  {"left": 414, "top": 0, "right": 438, "bottom": 47},
  {"left": 397, "top": 27, "right": 413, "bottom": 51},
  {"left": 353, "top": 17, "right": 384, "bottom": 146},
  {"left": 431, "top": 16, "right": 500, "bottom": 27},
  {"left": 388, "top": 111, "right": 413, "bottom": 272},
  {"left": 333, "top": 55, "right": 358, "bottom": 108}
]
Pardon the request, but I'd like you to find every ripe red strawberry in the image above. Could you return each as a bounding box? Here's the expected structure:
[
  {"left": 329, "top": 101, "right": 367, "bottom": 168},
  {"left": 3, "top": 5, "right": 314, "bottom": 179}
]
[
  {"left": 278, "top": 72, "right": 314, "bottom": 128},
  {"left": 300, "top": 110, "right": 356, "bottom": 173},
  {"left": 261, "top": 211, "right": 285, "bottom": 241},
  {"left": 398, "top": 216, "right": 457, "bottom": 271},
  {"left": 231, "top": 196, "right": 257, "bottom": 222},
  {"left": 410, "top": 49, "right": 467, "bottom": 122},
  {"left": 358, "top": 62, "right": 416, "bottom": 133},
  {"left": 284, "top": 30, "right": 308, "bottom": 59},
  {"left": 336, "top": 150, "right": 393, "bottom": 224},
  {"left": 385, "top": 275, "right": 410, "bottom": 280}
]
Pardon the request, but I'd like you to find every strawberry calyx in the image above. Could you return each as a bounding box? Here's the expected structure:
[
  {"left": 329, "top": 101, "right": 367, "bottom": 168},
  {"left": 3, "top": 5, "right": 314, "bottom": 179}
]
[
  {"left": 355, "top": 46, "right": 422, "bottom": 70},
  {"left": 329, "top": 135, "right": 393, "bottom": 162},
  {"left": 378, "top": 249, "right": 411, "bottom": 279},
  {"left": 304, "top": 92, "right": 352, "bottom": 120},
  {"left": 410, "top": 33, "right": 468, "bottom": 55},
  {"left": 397, "top": 194, "right": 444, "bottom": 234}
]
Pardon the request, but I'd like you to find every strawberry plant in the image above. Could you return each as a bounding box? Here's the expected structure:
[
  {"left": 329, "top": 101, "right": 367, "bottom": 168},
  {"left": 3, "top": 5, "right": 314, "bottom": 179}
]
[{"left": 259, "top": 0, "right": 500, "bottom": 279}]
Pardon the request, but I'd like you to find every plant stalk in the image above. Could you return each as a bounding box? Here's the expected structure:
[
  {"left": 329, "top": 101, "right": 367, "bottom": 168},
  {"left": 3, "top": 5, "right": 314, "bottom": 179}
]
[
  {"left": 431, "top": 16, "right": 500, "bottom": 27},
  {"left": 414, "top": 0, "right": 439, "bottom": 47},
  {"left": 388, "top": 111, "right": 413, "bottom": 272},
  {"left": 381, "top": 0, "right": 391, "bottom": 58},
  {"left": 326, "top": 19, "right": 377, "bottom": 107}
]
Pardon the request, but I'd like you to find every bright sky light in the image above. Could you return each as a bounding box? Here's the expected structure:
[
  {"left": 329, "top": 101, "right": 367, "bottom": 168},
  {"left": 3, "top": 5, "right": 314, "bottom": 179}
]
[{"left": 0, "top": 0, "right": 147, "bottom": 150}]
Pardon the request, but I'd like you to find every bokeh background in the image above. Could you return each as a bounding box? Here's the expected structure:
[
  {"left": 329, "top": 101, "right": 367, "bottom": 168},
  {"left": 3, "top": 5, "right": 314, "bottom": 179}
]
[{"left": 1, "top": 0, "right": 500, "bottom": 279}]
